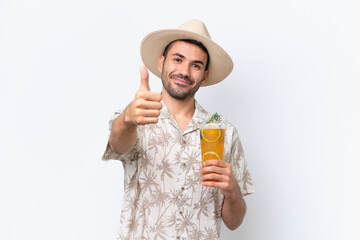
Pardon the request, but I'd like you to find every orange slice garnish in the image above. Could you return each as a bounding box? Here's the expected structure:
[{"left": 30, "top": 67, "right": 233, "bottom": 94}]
[
  {"left": 202, "top": 151, "right": 221, "bottom": 161},
  {"left": 201, "top": 123, "right": 221, "bottom": 142}
]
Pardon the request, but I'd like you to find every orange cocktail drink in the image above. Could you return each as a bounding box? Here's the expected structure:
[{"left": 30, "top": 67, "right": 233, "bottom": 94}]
[{"left": 200, "top": 124, "right": 225, "bottom": 164}]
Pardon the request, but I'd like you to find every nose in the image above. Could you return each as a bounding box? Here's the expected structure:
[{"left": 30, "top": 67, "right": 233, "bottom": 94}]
[{"left": 178, "top": 62, "right": 190, "bottom": 78}]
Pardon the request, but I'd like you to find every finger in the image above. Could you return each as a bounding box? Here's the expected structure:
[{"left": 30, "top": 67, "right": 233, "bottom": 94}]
[
  {"left": 139, "top": 65, "right": 150, "bottom": 91},
  {"left": 136, "top": 116, "right": 159, "bottom": 125},
  {"left": 135, "top": 100, "right": 162, "bottom": 111},
  {"left": 202, "top": 163, "right": 231, "bottom": 176},
  {"left": 202, "top": 181, "right": 220, "bottom": 187},
  {"left": 203, "top": 159, "right": 228, "bottom": 168},
  {"left": 201, "top": 166, "right": 223, "bottom": 175},
  {"left": 136, "top": 91, "right": 162, "bottom": 102},
  {"left": 201, "top": 179, "right": 225, "bottom": 188},
  {"left": 135, "top": 109, "right": 161, "bottom": 118},
  {"left": 201, "top": 174, "right": 225, "bottom": 188},
  {"left": 201, "top": 173, "right": 225, "bottom": 182}
]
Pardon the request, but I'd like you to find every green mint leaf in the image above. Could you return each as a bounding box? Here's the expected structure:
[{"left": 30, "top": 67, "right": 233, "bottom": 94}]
[{"left": 206, "top": 112, "right": 221, "bottom": 124}]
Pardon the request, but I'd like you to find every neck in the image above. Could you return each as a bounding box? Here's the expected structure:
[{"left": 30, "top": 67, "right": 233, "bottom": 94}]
[{"left": 161, "top": 88, "right": 196, "bottom": 131}]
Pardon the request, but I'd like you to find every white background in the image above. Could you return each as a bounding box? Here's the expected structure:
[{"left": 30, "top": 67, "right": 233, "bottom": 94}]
[{"left": 1, "top": 0, "right": 359, "bottom": 239}]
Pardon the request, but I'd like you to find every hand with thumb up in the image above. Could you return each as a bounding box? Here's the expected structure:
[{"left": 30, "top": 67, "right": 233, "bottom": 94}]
[{"left": 124, "top": 66, "right": 162, "bottom": 126}]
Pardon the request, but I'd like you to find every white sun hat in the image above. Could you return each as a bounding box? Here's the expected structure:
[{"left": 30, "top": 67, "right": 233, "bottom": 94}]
[{"left": 140, "top": 19, "right": 234, "bottom": 87}]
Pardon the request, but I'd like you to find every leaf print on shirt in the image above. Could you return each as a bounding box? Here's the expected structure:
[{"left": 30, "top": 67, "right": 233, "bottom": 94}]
[
  {"left": 181, "top": 134, "right": 195, "bottom": 152},
  {"left": 168, "top": 188, "right": 191, "bottom": 209},
  {"left": 126, "top": 216, "right": 138, "bottom": 237},
  {"left": 166, "top": 211, "right": 176, "bottom": 227},
  {"left": 156, "top": 154, "right": 174, "bottom": 181},
  {"left": 125, "top": 173, "right": 139, "bottom": 194},
  {"left": 177, "top": 210, "right": 195, "bottom": 235},
  {"left": 194, "top": 196, "right": 210, "bottom": 220},
  {"left": 203, "top": 226, "right": 218, "bottom": 240},
  {"left": 122, "top": 195, "right": 138, "bottom": 214},
  {"left": 139, "top": 148, "right": 154, "bottom": 170},
  {"left": 149, "top": 220, "right": 169, "bottom": 240},
  {"left": 155, "top": 127, "right": 172, "bottom": 147},
  {"left": 170, "top": 129, "right": 183, "bottom": 146},
  {"left": 185, "top": 174, "right": 199, "bottom": 192},
  {"left": 148, "top": 135, "right": 161, "bottom": 155},
  {"left": 146, "top": 122, "right": 159, "bottom": 137},
  {"left": 139, "top": 171, "right": 157, "bottom": 194},
  {"left": 169, "top": 189, "right": 182, "bottom": 206},
  {"left": 204, "top": 187, "right": 218, "bottom": 204},
  {"left": 182, "top": 149, "right": 201, "bottom": 175},
  {"left": 188, "top": 226, "right": 204, "bottom": 240},
  {"left": 177, "top": 193, "right": 191, "bottom": 209},
  {"left": 242, "top": 160, "right": 254, "bottom": 193},
  {"left": 173, "top": 150, "right": 182, "bottom": 167},
  {"left": 139, "top": 197, "right": 154, "bottom": 219},
  {"left": 151, "top": 186, "right": 169, "bottom": 208}
]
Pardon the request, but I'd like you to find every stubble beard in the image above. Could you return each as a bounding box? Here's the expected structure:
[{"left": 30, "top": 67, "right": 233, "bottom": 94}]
[{"left": 160, "top": 67, "right": 203, "bottom": 100}]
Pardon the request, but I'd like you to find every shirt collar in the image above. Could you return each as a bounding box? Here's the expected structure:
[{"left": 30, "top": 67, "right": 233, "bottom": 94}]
[
  {"left": 159, "top": 101, "right": 172, "bottom": 119},
  {"left": 159, "top": 100, "right": 211, "bottom": 134}
]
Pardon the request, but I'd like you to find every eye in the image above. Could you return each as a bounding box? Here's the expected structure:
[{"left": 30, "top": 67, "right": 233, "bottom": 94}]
[
  {"left": 174, "top": 58, "right": 182, "bottom": 63},
  {"left": 192, "top": 64, "right": 201, "bottom": 70}
]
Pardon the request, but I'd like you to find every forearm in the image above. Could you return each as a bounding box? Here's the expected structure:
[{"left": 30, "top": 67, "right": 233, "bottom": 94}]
[
  {"left": 109, "top": 108, "right": 137, "bottom": 154},
  {"left": 108, "top": 66, "right": 162, "bottom": 154},
  {"left": 221, "top": 184, "right": 246, "bottom": 230}
]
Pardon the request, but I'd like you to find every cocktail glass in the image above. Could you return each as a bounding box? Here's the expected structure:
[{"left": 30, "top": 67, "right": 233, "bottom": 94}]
[{"left": 200, "top": 123, "right": 225, "bottom": 167}]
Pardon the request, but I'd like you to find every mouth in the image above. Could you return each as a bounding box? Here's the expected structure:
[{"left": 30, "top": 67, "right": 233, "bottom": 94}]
[{"left": 170, "top": 74, "right": 193, "bottom": 87}]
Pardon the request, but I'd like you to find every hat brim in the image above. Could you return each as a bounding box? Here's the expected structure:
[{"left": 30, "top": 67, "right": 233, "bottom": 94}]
[{"left": 140, "top": 29, "right": 233, "bottom": 87}]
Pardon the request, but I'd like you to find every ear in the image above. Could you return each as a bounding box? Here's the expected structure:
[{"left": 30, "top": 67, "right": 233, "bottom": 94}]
[
  {"left": 158, "top": 56, "right": 165, "bottom": 73},
  {"left": 200, "top": 70, "right": 209, "bottom": 86}
]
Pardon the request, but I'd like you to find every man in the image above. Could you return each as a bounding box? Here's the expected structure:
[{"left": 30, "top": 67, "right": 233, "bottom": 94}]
[{"left": 103, "top": 19, "right": 254, "bottom": 240}]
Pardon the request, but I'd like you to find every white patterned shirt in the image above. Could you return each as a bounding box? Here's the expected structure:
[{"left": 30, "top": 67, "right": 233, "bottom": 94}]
[{"left": 102, "top": 100, "right": 254, "bottom": 240}]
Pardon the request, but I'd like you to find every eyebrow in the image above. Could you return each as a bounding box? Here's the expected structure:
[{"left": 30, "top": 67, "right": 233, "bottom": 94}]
[{"left": 172, "top": 53, "right": 205, "bottom": 66}]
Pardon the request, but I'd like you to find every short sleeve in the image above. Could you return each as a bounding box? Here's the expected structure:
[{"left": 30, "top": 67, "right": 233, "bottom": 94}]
[
  {"left": 229, "top": 128, "right": 255, "bottom": 196},
  {"left": 101, "top": 110, "right": 139, "bottom": 164}
]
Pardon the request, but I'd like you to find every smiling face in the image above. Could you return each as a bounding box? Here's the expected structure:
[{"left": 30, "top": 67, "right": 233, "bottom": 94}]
[{"left": 158, "top": 40, "right": 209, "bottom": 100}]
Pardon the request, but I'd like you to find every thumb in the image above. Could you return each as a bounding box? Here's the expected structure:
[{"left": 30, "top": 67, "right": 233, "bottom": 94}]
[{"left": 139, "top": 65, "right": 150, "bottom": 91}]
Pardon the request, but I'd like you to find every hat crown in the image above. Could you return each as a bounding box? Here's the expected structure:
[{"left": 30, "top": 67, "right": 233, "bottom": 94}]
[{"left": 177, "top": 19, "right": 211, "bottom": 39}]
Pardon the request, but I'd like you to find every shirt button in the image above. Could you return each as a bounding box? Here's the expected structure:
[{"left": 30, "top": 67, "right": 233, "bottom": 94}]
[
  {"left": 179, "top": 211, "right": 183, "bottom": 215},
  {"left": 182, "top": 163, "right": 186, "bottom": 167},
  {"left": 177, "top": 237, "right": 180, "bottom": 240},
  {"left": 181, "top": 187, "right": 185, "bottom": 191}
]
